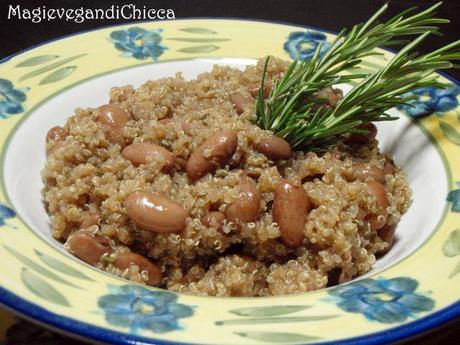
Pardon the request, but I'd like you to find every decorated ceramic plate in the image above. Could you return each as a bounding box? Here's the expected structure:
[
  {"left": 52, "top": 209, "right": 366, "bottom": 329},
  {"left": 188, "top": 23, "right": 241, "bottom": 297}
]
[{"left": 0, "top": 16, "right": 459, "bottom": 345}]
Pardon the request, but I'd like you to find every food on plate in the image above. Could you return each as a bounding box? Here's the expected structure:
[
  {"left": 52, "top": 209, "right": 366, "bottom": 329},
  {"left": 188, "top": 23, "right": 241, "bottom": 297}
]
[{"left": 42, "top": 3, "right": 460, "bottom": 296}]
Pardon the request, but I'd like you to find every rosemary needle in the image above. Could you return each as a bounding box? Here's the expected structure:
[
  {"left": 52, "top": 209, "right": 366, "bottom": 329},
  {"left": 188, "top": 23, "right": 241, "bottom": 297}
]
[{"left": 255, "top": 2, "right": 460, "bottom": 150}]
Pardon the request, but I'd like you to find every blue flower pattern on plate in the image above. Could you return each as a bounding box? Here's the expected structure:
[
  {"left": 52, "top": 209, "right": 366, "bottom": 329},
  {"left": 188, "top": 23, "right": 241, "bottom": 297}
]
[
  {"left": 447, "top": 182, "right": 460, "bottom": 213},
  {"left": 98, "top": 285, "right": 193, "bottom": 334},
  {"left": 0, "top": 79, "right": 27, "bottom": 119},
  {"left": 397, "top": 86, "right": 460, "bottom": 118},
  {"left": 109, "top": 27, "right": 167, "bottom": 61},
  {"left": 328, "top": 277, "right": 434, "bottom": 323},
  {"left": 284, "top": 31, "right": 330, "bottom": 61},
  {"left": 0, "top": 203, "right": 16, "bottom": 228}
]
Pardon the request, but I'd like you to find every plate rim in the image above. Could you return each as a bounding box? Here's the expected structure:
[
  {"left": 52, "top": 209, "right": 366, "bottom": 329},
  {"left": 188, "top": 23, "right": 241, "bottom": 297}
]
[
  {"left": 1, "top": 17, "right": 459, "bottom": 345},
  {"left": 1, "top": 284, "right": 459, "bottom": 345}
]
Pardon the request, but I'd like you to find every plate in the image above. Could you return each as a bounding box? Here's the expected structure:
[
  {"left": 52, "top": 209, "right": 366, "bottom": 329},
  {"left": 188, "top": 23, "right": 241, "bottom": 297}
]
[{"left": 0, "top": 19, "right": 459, "bottom": 345}]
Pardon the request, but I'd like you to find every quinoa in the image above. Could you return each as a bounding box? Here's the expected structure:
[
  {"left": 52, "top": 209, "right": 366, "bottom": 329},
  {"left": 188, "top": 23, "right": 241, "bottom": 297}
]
[{"left": 42, "top": 57, "right": 412, "bottom": 296}]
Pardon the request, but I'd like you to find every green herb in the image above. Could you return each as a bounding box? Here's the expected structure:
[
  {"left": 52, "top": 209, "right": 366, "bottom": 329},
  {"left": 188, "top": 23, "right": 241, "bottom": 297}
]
[{"left": 255, "top": 2, "right": 460, "bottom": 150}]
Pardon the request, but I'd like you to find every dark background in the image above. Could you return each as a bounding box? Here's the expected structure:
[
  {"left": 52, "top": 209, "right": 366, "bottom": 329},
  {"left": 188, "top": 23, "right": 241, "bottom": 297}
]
[
  {"left": 0, "top": 0, "right": 459, "bottom": 344},
  {"left": 0, "top": 0, "right": 459, "bottom": 80}
]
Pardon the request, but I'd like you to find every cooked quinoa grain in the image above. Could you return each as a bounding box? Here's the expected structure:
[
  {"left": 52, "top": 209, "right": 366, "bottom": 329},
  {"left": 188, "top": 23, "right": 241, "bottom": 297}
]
[{"left": 42, "top": 57, "right": 411, "bottom": 296}]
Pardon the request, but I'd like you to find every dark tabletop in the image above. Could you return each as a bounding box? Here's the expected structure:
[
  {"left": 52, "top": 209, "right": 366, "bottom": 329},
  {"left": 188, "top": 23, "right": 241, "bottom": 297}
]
[
  {"left": 0, "top": 0, "right": 459, "bottom": 344},
  {"left": 1, "top": 0, "right": 459, "bottom": 80}
]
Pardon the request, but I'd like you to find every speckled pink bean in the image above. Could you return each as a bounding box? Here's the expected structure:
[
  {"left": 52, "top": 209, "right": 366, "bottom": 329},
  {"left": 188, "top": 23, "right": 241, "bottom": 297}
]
[
  {"left": 273, "top": 180, "right": 311, "bottom": 248},
  {"left": 186, "top": 130, "right": 238, "bottom": 182},
  {"left": 124, "top": 192, "right": 188, "bottom": 233},
  {"left": 226, "top": 177, "right": 261, "bottom": 224}
]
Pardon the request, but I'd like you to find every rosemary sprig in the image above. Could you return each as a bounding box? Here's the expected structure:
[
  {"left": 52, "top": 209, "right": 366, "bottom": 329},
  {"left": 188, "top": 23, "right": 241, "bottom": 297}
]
[{"left": 255, "top": 2, "right": 460, "bottom": 150}]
